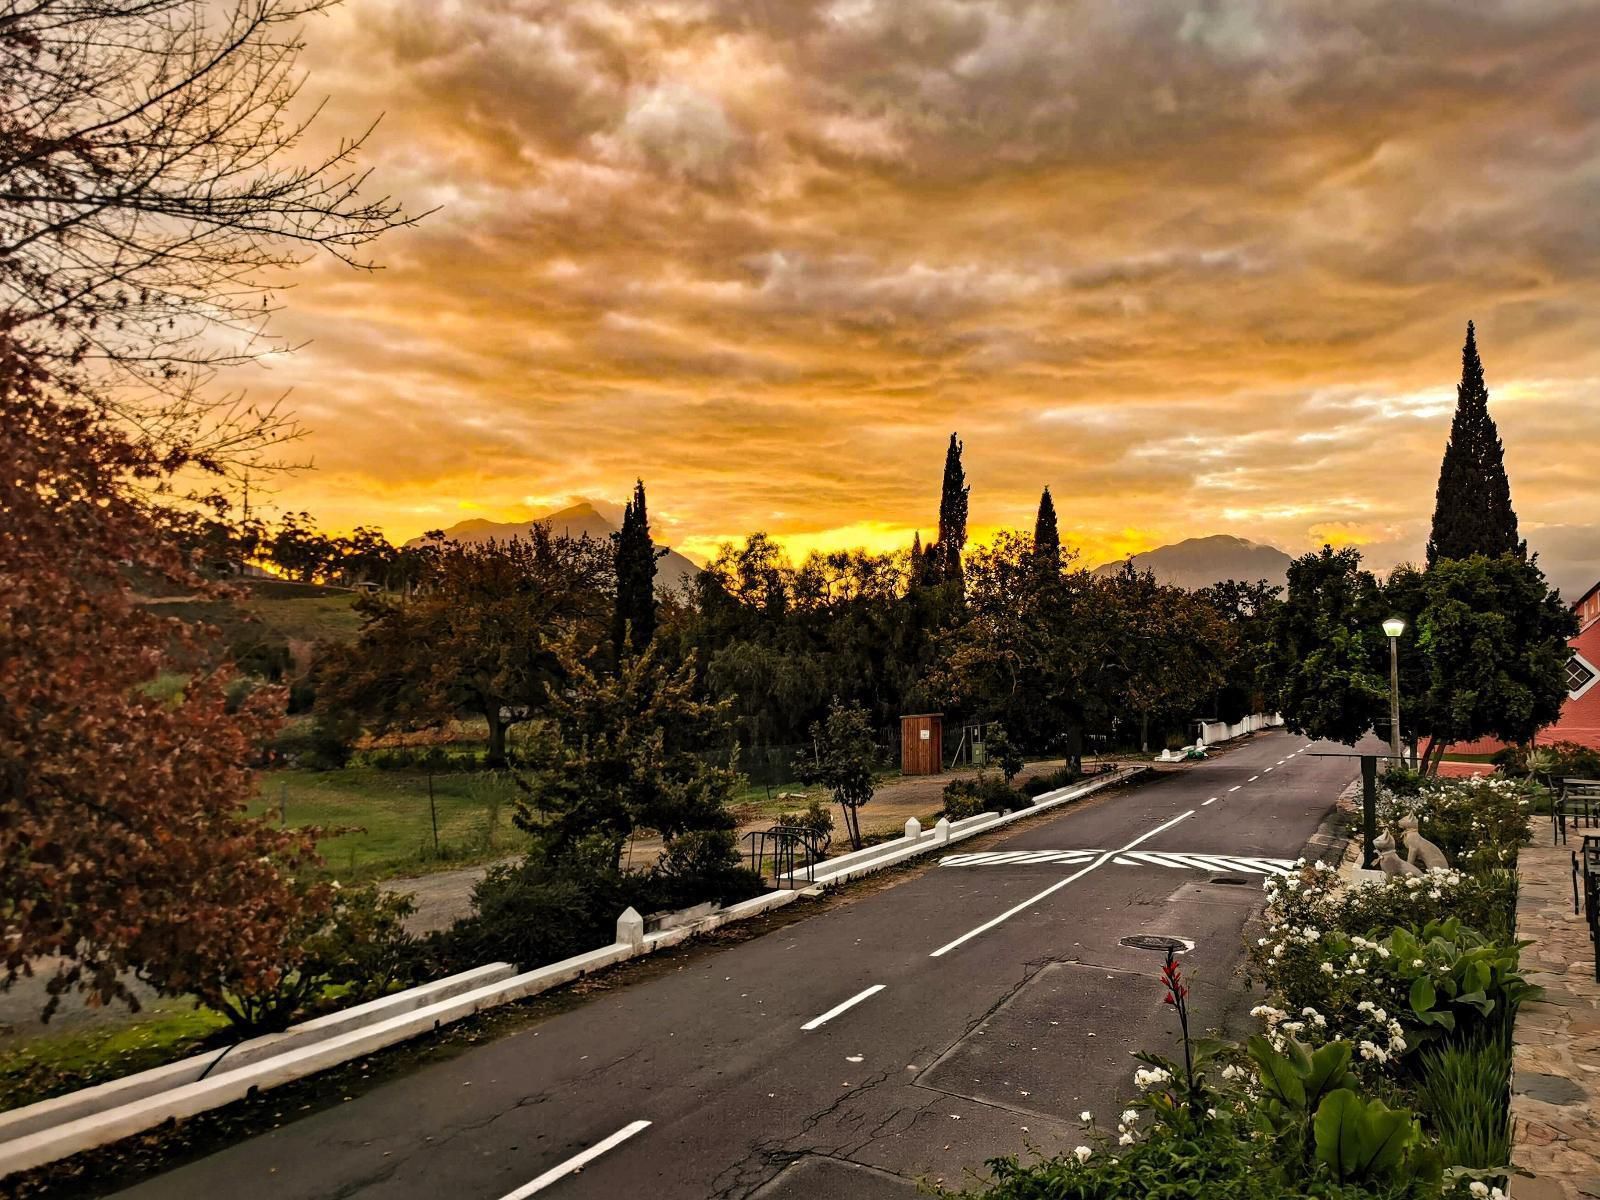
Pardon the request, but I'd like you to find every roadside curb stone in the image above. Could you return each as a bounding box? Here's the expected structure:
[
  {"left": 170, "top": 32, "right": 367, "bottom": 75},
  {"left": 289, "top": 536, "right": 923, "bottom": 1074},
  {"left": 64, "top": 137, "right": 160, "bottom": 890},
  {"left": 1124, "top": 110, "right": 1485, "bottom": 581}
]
[{"left": 1512, "top": 843, "right": 1600, "bottom": 1198}]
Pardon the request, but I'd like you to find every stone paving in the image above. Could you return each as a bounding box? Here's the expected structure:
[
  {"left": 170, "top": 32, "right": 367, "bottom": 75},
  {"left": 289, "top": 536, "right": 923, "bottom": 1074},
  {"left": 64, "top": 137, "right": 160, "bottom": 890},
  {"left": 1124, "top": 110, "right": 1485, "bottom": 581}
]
[{"left": 1512, "top": 841, "right": 1600, "bottom": 1199}]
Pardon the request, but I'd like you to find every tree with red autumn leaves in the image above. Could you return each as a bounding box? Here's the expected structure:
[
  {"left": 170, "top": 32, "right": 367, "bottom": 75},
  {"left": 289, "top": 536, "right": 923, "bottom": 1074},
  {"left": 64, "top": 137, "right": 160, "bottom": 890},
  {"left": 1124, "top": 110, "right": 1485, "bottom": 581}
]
[
  {"left": 0, "top": 0, "right": 413, "bottom": 1023},
  {"left": 0, "top": 339, "right": 336, "bottom": 1019}
]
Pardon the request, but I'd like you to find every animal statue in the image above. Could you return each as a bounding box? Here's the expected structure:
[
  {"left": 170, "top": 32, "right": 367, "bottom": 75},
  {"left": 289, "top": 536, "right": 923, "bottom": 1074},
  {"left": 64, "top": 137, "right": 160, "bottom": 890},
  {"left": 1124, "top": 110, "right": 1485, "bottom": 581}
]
[
  {"left": 1374, "top": 831, "right": 1424, "bottom": 877},
  {"left": 1398, "top": 815, "right": 1450, "bottom": 871}
]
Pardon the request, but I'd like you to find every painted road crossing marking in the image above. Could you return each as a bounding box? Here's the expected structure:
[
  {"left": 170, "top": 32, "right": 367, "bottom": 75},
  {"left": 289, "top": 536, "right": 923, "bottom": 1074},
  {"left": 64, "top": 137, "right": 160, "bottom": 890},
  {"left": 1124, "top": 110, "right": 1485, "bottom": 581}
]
[
  {"left": 939, "top": 849, "right": 1296, "bottom": 876},
  {"left": 499, "top": 1120, "right": 652, "bottom": 1198},
  {"left": 929, "top": 809, "right": 1195, "bottom": 958},
  {"left": 802, "top": 984, "right": 886, "bottom": 1030}
]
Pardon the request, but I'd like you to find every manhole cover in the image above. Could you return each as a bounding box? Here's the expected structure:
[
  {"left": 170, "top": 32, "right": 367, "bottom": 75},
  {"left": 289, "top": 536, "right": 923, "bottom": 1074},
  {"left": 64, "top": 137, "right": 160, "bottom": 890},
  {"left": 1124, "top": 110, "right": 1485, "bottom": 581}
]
[
  {"left": 1119, "top": 935, "right": 1189, "bottom": 953},
  {"left": 1209, "top": 875, "right": 1250, "bottom": 886}
]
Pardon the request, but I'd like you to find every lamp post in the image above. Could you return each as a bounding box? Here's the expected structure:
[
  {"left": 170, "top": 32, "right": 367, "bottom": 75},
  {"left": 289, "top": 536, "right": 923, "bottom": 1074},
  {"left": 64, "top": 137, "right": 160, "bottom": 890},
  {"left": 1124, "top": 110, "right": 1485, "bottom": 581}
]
[{"left": 1382, "top": 617, "right": 1406, "bottom": 765}]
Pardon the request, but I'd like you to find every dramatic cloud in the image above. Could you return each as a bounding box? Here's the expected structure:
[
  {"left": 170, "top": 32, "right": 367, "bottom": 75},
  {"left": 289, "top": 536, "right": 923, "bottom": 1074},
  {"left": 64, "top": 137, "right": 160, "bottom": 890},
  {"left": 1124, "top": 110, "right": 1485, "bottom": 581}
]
[{"left": 237, "top": 0, "right": 1600, "bottom": 595}]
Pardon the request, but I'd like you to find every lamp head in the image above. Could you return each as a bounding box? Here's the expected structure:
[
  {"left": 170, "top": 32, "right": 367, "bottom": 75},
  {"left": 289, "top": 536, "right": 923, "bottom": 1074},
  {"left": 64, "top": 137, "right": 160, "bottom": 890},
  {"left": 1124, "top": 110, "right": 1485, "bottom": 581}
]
[{"left": 1382, "top": 617, "right": 1406, "bottom": 639}]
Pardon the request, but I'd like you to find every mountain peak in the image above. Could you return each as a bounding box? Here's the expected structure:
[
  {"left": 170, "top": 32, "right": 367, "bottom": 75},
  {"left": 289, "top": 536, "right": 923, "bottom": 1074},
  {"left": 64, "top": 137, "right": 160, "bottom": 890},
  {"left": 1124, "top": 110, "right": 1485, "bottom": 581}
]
[
  {"left": 406, "top": 498, "right": 700, "bottom": 592},
  {"left": 1092, "top": 534, "right": 1290, "bottom": 590}
]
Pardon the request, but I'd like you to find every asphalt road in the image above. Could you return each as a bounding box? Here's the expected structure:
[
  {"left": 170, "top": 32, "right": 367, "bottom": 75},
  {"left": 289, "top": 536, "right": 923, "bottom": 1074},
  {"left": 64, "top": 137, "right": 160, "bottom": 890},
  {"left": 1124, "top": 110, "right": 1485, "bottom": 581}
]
[{"left": 118, "top": 731, "right": 1359, "bottom": 1200}]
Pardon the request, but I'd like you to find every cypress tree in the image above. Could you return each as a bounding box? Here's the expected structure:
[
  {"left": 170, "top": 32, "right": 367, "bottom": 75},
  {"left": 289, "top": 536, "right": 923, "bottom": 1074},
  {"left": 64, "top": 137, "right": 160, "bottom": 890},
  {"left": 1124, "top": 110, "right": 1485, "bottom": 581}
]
[
  {"left": 933, "top": 432, "right": 970, "bottom": 584},
  {"left": 612, "top": 479, "right": 660, "bottom": 655},
  {"left": 908, "top": 531, "right": 924, "bottom": 587},
  {"left": 1426, "top": 322, "right": 1523, "bottom": 566},
  {"left": 1033, "top": 486, "right": 1060, "bottom": 579}
]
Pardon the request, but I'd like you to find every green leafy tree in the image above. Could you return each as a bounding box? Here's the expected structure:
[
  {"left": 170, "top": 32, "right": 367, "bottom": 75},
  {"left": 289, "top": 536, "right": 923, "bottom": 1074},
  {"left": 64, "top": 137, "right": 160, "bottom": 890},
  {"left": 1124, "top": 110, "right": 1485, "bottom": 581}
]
[
  {"left": 986, "top": 723, "right": 1024, "bottom": 785},
  {"left": 1271, "top": 547, "right": 1389, "bottom": 745},
  {"left": 319, "top": 529, "right": 612, "bottom": 766},
  {"left": 935, "top": 531, "right": 1100, "bottom": 763},
  {"left": 1401, "top": 554, "right": 1575, "bottom": 772},
  {"left": 799, "top": 698, "right": 877, "bottom": 849},
  {"left": 1198, "top": 579, "right": 1284, "bottom": 724},
  {"left": 1097, "top": 565, "right": 1230, "bottom": 752},
  {"left": 1426, "top": 322, "right": 1523, "bottom": 565},
  {"left": 514, "top": 638, "right": 742, "bottom": 870},
  {"left": 1033, "top": 487, "right": 1061, "bottom": 580},
  {"left": 613, "top": 479, "right": 664, "bottom": 656}
]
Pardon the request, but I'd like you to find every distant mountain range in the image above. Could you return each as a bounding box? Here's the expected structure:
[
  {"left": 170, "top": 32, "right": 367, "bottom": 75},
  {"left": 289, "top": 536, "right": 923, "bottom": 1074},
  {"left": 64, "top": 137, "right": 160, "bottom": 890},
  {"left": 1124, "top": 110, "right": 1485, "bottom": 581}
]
[
  {"left": 410, "top": 502, "right": 702, "bottom": 594},
  {"left": 1092, "top": 535, "right": 1291, "bottom": 591}
]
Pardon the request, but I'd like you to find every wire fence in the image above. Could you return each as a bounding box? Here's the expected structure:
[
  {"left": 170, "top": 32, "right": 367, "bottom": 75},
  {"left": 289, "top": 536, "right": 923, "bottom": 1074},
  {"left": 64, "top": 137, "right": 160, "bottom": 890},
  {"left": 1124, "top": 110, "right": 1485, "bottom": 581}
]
[{"left": 258, "top": 768, "right": 531, "bottom": 881}]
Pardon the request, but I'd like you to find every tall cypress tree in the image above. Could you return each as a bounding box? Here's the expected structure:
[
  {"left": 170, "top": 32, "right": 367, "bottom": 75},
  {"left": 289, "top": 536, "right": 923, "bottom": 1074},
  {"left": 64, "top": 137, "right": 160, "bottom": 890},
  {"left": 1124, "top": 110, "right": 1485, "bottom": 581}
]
[
  {"left": 1033, "top": 486, "right": 1060, "bottom": 579},
  {"left": 908, "top": 531, "right": 924, "bottom": 588},
  {"left": 1426, "top": 322, "right": 1523, "bottom": 566},
  {"left": 932, "top": 432, "right": 970, "bottom": 584},
  {"left": 612, "top": 479, "right": 660, "bottom": 656}
]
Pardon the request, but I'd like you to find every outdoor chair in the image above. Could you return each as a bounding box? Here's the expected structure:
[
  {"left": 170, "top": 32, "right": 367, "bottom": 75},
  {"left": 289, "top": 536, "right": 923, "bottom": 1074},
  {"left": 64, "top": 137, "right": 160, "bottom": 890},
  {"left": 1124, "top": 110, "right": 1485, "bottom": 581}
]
[
  {"left": 1574, "top": 832, "right": 1600, "bottom": 982},
  {"left": 1553, "top": 778, "right": 1600, "bottom": 845}
]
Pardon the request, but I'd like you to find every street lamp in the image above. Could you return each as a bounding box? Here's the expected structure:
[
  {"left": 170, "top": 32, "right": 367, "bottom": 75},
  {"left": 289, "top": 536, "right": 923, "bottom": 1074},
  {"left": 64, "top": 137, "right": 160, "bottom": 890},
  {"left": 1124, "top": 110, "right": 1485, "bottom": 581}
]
[{"left": 1382, "top": 617, "right": 1406, "bottom": 765}]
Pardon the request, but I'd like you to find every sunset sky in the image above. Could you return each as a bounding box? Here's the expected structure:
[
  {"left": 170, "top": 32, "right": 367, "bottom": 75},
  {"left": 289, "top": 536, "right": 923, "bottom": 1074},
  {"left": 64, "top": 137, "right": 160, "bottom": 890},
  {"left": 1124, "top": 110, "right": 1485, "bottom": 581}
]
[{"left": 235, "top": 0, "right": 1600, "bottom": 596}]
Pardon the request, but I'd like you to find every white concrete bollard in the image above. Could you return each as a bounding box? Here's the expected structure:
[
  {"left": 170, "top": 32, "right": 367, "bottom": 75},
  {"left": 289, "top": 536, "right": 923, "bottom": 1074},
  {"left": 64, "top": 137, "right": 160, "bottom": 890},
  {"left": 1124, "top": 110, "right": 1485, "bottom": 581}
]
[
  {"left": 904, "top": 817, "right": 921, "bottom": 841},
  {"left": 934, "top": 817, "right": 950, "bottom": 845},
  {"left": 616, "top": 906, "right": 645, "bottom": 948}
]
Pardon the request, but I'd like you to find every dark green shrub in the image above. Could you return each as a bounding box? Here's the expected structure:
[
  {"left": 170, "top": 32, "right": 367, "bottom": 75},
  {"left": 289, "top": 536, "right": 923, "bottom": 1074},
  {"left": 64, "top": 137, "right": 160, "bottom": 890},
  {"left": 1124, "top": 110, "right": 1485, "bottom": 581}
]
[
  {"left": 1545, "top": 740, "right": 1600, "bottom": 781},
  {"left": 437, "top": 837, "right": 626, "bottom": 971},
  {"left": 645, "top": 830, "right": 764, "bottom": 911},
  {"left": 942, "top": 773, "right": 1024, "bottom": 818},
  {"left": 773, "top": 799, "right": 833, "bottom": 849},
  {"left": 1020, "top": 764, "right": 1080, "bottom": 798}
]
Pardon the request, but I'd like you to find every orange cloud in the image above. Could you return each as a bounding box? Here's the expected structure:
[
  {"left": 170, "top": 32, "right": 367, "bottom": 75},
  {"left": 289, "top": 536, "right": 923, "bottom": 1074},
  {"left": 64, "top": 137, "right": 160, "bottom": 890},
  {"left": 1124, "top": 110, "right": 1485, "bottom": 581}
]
[{"left": 217, "top": 1, "right": 1600, "bottom": 599}]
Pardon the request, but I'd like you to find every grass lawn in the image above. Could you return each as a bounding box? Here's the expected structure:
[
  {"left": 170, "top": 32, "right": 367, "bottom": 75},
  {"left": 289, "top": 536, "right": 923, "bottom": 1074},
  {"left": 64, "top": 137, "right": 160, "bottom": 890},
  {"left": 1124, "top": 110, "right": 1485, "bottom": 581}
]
[
  {"left": 255, "top": 767, "right": 532, "bottom": 881},
  {"left": 0, "top": 1002, "right": 229, "bottom": 1113}
]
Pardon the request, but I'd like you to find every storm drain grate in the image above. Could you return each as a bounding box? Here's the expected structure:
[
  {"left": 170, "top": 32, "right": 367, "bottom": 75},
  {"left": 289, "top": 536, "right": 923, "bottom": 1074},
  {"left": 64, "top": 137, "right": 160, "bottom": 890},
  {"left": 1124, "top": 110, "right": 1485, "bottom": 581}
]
[
  {"left": 1119, "top": 935, "right": 1189, "bottom": 953},
  {"left": 1209, "top": 875, "right": 1251, "bottom": 886}
]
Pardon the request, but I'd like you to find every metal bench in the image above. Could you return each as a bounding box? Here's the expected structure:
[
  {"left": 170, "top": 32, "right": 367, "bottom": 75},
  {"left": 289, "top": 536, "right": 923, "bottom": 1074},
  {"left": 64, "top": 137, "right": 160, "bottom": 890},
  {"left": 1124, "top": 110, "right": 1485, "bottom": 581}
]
[{"left": 1554, "top": 778, "right": 1600, "bottom": 844}]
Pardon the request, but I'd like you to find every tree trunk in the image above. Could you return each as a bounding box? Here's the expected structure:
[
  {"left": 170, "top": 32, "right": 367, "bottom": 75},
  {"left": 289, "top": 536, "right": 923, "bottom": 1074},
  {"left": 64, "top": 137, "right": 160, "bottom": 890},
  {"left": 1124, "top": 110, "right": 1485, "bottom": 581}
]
[
  {"left": 1139, "top": 711, "right": 1150, "bottom": 754},
  {"left": 840, "top": 802, "right": 862, "bottom": 850},
  {"left": 486, "top": 710, "right": 508, "bottom": 768},
  {"left": 1065, "top": 723, "right": 1084, "bottom": 776}
]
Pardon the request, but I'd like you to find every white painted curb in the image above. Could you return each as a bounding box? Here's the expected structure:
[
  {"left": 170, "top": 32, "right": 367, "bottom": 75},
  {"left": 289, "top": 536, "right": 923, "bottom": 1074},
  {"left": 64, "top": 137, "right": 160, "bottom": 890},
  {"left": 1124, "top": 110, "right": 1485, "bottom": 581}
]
[
  {"left": 0, "top": 962, "right": 516, "bottom": 1144},
  {"left": 787, "top": 765, "right": 1144, "bottom": 893}
]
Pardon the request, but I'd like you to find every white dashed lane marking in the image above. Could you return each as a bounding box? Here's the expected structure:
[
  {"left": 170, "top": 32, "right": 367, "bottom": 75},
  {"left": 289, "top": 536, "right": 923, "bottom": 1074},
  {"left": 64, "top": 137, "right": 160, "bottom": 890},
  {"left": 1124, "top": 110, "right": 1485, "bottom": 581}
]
[
  {"left": 499, "top": 1121, "right": 653, "bottom": 1198},
  {"left": 802, "top": 985, "right": 886, "bottom": 1031}
]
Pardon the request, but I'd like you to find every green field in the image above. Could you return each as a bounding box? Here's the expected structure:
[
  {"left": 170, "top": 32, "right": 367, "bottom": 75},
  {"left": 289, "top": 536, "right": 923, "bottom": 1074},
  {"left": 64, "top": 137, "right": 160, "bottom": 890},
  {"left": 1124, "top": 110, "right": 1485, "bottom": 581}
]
[
  {"left": 0, "top": 1003, "right": 228, "bottom": 1112},
  {"left": 255, "top": 767, "right": 531, "bottom": 880},
  {"left": 147, "top": 578, "right": 363, "bottom": 648}
]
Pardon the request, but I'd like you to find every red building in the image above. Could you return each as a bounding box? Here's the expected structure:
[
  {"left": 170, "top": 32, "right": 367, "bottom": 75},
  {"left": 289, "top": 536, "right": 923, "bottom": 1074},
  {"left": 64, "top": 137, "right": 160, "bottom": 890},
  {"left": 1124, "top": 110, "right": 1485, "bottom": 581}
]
[{"left": 1452, "top": 579, "right": 1600, "bottom": 754}]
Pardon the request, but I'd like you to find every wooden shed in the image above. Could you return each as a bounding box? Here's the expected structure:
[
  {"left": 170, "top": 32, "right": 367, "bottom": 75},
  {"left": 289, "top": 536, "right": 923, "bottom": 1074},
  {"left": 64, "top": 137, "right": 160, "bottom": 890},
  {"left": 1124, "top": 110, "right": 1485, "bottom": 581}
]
[{"left": 900, "top": 713, "right": 944, "bottom": 775}]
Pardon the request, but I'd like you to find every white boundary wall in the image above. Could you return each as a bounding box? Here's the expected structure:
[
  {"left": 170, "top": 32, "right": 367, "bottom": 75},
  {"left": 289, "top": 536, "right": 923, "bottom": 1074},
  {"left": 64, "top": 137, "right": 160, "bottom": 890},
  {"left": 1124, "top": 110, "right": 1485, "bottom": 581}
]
[
  {"left": 0, "top": 764, "right": 1143, "bottom": 1179},
  {"left": 1197, "top": 712, "right": 1282, "bottom": 746}
]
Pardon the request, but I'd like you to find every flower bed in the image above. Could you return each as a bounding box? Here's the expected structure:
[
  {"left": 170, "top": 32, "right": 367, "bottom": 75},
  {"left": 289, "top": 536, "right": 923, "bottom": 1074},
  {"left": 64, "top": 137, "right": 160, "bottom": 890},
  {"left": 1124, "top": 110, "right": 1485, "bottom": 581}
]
[{"left": 955, "top": 773, "right": 1538, "bottom": 1200}]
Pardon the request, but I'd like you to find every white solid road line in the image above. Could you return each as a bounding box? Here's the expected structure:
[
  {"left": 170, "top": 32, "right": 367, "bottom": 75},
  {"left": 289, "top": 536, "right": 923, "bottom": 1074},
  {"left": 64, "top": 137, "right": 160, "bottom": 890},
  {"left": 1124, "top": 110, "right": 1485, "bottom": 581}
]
[
  {"left": 929, "top": 808, "right": 1196, "bottom": 958},
  {"left": 802, "top": 984, "right": 886, "bottom": 1030},
  {"left": 499, "top": 1120, "right": 652, "bottom": 1199}
]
